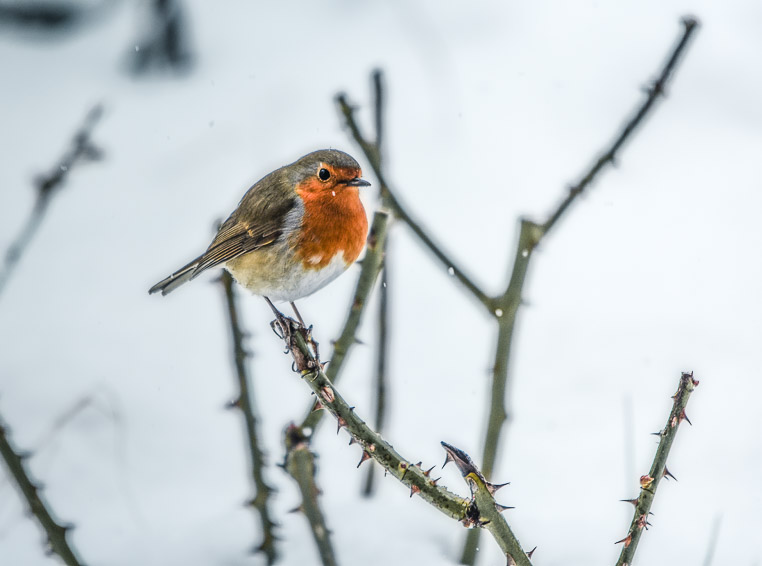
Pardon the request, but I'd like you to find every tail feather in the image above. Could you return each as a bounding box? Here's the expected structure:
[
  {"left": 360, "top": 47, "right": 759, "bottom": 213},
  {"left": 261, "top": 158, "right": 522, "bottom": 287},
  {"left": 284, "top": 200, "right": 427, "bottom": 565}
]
[{"left": 148, "top": 256, "right": 203, "bottom": 296}]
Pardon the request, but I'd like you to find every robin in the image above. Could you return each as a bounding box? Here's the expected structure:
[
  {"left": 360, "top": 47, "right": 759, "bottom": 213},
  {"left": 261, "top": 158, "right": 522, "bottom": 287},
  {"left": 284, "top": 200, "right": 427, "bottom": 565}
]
[{"left": 149, "top": 149, "right": 370, "bottom": 324}]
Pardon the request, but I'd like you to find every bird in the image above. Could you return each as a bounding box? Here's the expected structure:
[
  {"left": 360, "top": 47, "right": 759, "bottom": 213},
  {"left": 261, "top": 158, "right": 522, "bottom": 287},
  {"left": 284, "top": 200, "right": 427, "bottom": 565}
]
[{"left": 149, "top": 149, "right": 370, "bottom": 324}]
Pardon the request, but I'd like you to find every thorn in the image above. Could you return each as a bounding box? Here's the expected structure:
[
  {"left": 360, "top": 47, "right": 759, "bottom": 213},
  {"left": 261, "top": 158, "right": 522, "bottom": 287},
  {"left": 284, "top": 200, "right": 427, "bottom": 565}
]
[
  {"left": 430, "top": 477, "right": 441, "bottom": 486},
  {"left": 348, "top": 436, "right": 357, "bottom": 446},
  {"left": 287, "top": 505, "right": 303, "bottom": 514},
  {"left": 495, "top": 503, "right": 514, "bottom": 513},
  {"left": 415, "top": 461, "right": 423, "bottom": 468},
  {"left": 226, "top": 397, "right": 241, "bottom": 410},
  {"left": 651, "top": 429, "right": 665, "bottom": 437},
  {"left": 527, "top": 546, "right": 537, "bottom": 559},
  {"left": 615, "top": 534, "right": 633, "bottom": 547},
  {"left": 663, "top": 466, "right": 677, "bottom": 481},
  {"left": 399, "top": 462, "right": 409, "bottom": 480},
  {"left": 640, "top": 475, "right": 654, "bottom": 490},
  {"left": 336, "top": 417, "right": 347, "bottom": 434},
  {"left": 357, "top": 451, "right": 372, "bottom": 468},
  {"left": 423, "top": 465, "right": 436, "bottom": 477},
  {"left": 636, "top": 513, "right": 652, "bottom": 530},
  {"left": 486, "top": 481, "right": 510, "bottom": 495},
  {"left": 620, "top": 498, "right": 639, "bottom": 506},
  {"left": 410, "top": 484, "right": 421, "bottom": 498},
  {"left": 311, "top": 400, "right": 325, "bottom": 412},
  {"left": 442, "top": 451, "right": 454, "bottom": 469},
  {"left": 680, "top": 408, "right": 692, "bottom": 425}
]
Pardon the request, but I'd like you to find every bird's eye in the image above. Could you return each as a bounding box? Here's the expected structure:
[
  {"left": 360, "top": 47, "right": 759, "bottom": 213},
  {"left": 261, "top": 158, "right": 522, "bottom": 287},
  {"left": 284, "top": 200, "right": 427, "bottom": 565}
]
[{"left": 318, "top": 168, "right": 331, "bottom": 181}]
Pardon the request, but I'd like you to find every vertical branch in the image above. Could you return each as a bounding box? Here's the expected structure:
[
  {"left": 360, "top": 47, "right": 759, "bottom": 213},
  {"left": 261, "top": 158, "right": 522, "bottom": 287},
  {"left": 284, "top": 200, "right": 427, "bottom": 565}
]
[
  {"left": 284, "top": 426, "right": 339, "bottom": 566},
  {"left": 363, "top": 256, "right": 389, "bottom": 496},
  {"left": 219, "top": 271, "right": 278, "bottom": 564},
  {"left": 615, "top": 372, "right": 699, "bottom": 565},
  {"left": 0, "top": 418, "right": 84, "bottom": 566},
  {"left": 0, "top": 104, "right": 103, "bottom": 300},
  {"left": 460, "top": 20, "right": 698, "bottom": 563}
]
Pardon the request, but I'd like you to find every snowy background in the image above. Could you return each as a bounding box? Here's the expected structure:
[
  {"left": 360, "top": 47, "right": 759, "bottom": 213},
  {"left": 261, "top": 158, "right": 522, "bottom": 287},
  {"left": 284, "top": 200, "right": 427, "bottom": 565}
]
[{"left": 1, "top": 1, "right": 761, "bottom": 565}]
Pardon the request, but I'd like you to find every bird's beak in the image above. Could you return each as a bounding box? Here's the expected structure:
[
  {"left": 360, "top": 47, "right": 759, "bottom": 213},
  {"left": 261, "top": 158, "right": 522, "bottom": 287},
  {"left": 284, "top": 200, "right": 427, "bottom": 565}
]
[{"left": 344, "top": 177, "right": 371, "bottom": 187}]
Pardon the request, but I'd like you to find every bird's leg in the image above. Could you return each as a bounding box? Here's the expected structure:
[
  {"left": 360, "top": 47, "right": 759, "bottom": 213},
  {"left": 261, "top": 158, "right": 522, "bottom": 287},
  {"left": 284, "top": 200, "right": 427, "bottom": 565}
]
[
  {"left": 265, "top": 297, "right": 292, "bottom": 347},
  {"left": 290, "top": 301, "right": 320, "bottom": 364},
  {"left": 289, "top": 302, "right": 306, "bottom": 327}
]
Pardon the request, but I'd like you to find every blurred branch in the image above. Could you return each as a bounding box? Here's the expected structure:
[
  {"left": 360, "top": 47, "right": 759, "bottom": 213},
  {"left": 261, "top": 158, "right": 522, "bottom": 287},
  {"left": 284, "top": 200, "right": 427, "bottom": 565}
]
[
  {"left": 129, "top": 0, "right": 193, "bottom": 75},
  {"left": 284, "top": 425, "right": 338, "bottom": 566},
  {"left": 615, "top": 372, "right": 699, "bottom": 565},
  {"left": 462, "top": 18, "right": 699, "bottom": 562},
  {"left": 219, "top": 271, "right": 278, "bottom": 564},
  {"left": 702, "top": 514, "right": 722, "bottom": 566},
  {"left": 0, "top": 417, "right": 84, "bottom": 566},
  {"left": 0, "top": 103, "right": 103, "bottom": 300}
]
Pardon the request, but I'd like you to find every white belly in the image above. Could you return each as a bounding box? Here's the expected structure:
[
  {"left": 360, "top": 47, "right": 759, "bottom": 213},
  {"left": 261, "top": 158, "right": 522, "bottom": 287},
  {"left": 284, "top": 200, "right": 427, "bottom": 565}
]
[{"left": 225, "top": 249, "right": 350, "bottom": 302}]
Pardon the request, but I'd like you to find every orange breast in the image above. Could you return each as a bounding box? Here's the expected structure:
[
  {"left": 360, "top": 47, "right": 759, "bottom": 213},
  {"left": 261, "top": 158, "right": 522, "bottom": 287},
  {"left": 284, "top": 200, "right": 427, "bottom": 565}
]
[{"left": 294, "top": 185, "right": 368, "bottom": 269}]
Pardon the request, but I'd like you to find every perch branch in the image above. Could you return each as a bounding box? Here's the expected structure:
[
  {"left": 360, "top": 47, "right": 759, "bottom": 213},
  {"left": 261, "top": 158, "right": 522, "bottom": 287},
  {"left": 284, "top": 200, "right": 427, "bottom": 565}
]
[
  {"left": 269, "top": 312, "right": 532, "bottom": 562},
  {"left": 219, "top": 271, "right": 278, "bottom": 563}
]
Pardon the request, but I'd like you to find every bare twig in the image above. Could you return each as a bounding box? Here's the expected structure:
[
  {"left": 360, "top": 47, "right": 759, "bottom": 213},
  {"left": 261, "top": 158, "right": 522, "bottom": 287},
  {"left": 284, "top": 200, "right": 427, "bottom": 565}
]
[
  {"left": 462, "top": 19, "right": 700, "bottom": 562},
  {"left": 219, "top": 271, "right": 278, "bottom": 563},
  {"left": 0, "top": 103, "right": 103, "bottom": 299},
  {"left": 542, "top": 16, "right": 700, "bottom": 236},
  {"left": 615, "top": 372, "right": 699, "bottom": 565},
  {"left": 0, "top": 418, "right": 84, "bottom": 566}
]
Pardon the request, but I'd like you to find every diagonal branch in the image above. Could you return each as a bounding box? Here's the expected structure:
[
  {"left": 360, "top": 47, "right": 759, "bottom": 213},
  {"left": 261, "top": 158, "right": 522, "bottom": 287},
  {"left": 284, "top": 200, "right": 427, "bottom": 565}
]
[
  {"left": 336, "top": 93, "right": 494, "bottom": 312},
  {"left": 542, "top": 16, "right": 699, "bottom": 236},
  {"left": 219, "top": 271, "right": 278, "bottom": 563}
]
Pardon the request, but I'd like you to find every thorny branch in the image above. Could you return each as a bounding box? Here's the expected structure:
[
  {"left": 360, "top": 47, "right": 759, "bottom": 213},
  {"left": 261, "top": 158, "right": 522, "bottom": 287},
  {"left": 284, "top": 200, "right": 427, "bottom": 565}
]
[
  {"left": 271, "top": 311, "right": 531, "bottom": 564},
  {"left": 219, "top": 271, "right": 278, "bottom": 563},
  {"left": 615, "top": 372, "right": 699, "bottom": 565},
  {"left": 0, "top": 104, "right": 103, "bottom": 300},
  {"left": 0, "top": 419, "right": 84, "bottom": 566}
]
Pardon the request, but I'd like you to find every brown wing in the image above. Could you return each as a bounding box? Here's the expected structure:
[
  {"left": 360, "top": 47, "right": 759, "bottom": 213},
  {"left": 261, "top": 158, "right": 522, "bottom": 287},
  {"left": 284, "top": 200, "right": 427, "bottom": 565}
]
[{"left": 149, "top": 176, "right": 297, "bottom": 295}]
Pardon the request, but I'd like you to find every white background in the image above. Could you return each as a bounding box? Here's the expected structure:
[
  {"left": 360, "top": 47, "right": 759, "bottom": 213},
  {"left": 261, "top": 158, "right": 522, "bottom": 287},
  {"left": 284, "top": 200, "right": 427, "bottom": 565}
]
[{"left": 1, "top": 1, "right": 760, "bottom": 565}]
